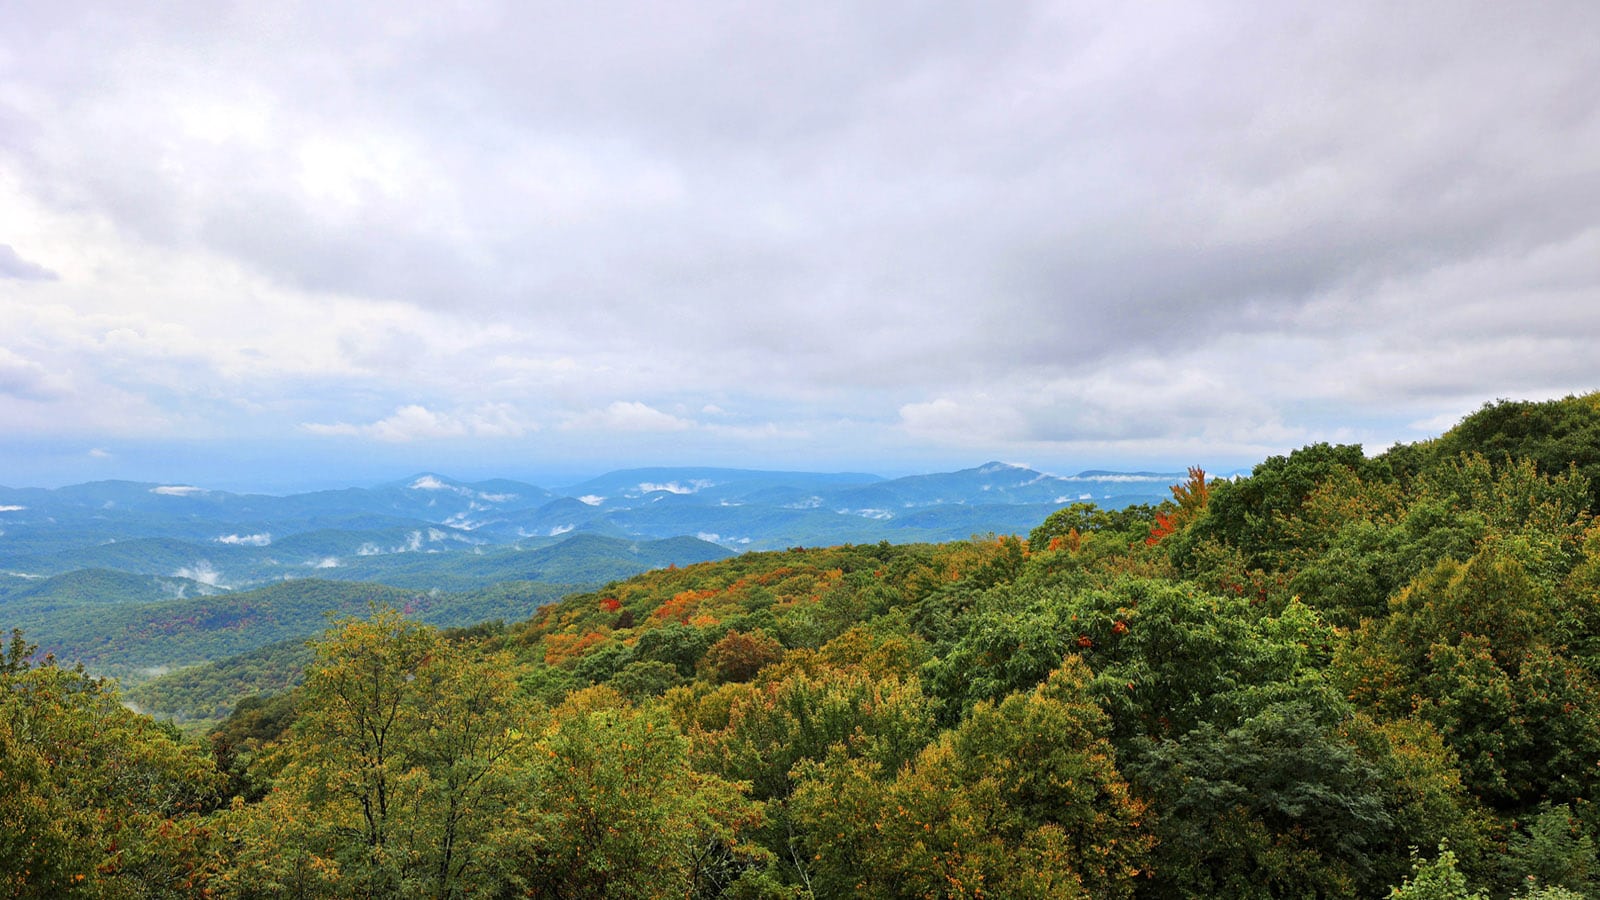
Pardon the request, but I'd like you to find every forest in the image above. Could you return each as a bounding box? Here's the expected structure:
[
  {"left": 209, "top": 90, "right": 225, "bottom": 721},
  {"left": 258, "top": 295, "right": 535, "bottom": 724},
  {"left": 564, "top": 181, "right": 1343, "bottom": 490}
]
[{"left": 8, "top": 393, "right": 1600, "bottom": 898}]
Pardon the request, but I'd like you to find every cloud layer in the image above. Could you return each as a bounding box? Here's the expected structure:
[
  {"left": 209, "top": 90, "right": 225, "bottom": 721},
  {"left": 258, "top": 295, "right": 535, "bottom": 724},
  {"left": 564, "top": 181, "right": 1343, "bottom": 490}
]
[{"left": 2, "top": 1, "right": 1597, "bottom": 488}]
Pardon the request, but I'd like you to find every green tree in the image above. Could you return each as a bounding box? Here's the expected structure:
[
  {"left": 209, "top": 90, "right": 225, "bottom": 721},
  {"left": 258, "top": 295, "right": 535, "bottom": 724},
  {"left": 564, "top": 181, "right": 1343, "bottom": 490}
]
[
  {"left": 506, "top": 686, "right": 766, "bottom": 899},
  {"left": 1501, "top": 804, "right": 1599, "bottom": 896},
  {"left": 1386, "top": 844, "right": 1488, "bottom": 899},
  {"left": 790, "top": 659, "right": 1151, "bottom": 899},
  {"left": 0, "top": 630, "right": 222, "bottom": 898},
  {"left": 1132, "top": 681, "right": 1397, "bottom": 898},
  {"left": 1430, "top": 393, "right": 1600, "bottom": 512},
  {"left": 1337, "top": 550, "right": 1600, "bottom": 810},
  {"left": 230, "top": 610, "right": 526, "bottom": 898},
  {"left": 1177, "top": 442, "right": 1371, "bottom": 572}
]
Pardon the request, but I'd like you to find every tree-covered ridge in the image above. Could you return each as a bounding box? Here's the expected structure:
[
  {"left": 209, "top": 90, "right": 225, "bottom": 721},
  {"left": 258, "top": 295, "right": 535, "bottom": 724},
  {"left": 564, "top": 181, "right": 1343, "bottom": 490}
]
[{"left": 11, "top": 391, "right": 1600, "bottom": 897}]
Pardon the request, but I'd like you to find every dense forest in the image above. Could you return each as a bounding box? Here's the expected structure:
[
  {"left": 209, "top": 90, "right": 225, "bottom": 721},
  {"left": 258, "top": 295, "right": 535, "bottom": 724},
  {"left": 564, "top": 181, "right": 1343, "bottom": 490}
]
[{"left": 9, "top": 393, "right": 1600, "bottom": 898}]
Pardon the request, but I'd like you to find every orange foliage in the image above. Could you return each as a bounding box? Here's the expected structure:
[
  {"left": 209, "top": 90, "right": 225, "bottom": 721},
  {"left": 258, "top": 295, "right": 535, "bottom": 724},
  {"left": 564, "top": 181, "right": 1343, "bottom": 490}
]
[
  {"left": 543, "top": 629, "right": 609, "bottom": 666},
  {"left": 1147, "top": 467, "right": 1210, "bottom": 546}
]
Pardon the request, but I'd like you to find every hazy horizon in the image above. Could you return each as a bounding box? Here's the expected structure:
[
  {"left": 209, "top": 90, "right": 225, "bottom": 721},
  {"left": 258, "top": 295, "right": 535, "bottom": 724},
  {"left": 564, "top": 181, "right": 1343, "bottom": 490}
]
[{"left": 2, "top": 452, "right": 1218, "bottom": 497}]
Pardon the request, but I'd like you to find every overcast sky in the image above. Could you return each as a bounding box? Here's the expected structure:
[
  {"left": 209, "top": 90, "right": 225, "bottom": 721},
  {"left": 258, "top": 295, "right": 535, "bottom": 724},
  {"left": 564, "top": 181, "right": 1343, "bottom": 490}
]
[{"left": 3, "top": 1, "right": 1598, "bottom": 491}]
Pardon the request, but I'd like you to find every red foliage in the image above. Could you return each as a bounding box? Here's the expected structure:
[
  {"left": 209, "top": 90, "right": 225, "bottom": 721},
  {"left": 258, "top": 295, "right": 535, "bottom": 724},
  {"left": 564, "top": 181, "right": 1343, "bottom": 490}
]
[{"left": 1146, "top": 511, "right": 1177, "bottom": 546}]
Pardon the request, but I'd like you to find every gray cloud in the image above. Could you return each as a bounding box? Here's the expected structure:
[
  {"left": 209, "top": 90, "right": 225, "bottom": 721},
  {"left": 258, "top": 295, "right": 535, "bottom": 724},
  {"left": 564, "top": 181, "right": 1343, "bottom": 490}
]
[
  {"left": 2, "top": 0, "right": 1598, "bottom": 481},
  {"left": 0, "top": 244, "right": 57, "bottom": 281}
]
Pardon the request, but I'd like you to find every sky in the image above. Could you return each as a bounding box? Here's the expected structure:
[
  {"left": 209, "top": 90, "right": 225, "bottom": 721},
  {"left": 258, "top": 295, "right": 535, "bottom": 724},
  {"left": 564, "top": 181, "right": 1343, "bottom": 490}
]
[{"left": 3, "top": 1, "right": 1598, "bottom": 493}]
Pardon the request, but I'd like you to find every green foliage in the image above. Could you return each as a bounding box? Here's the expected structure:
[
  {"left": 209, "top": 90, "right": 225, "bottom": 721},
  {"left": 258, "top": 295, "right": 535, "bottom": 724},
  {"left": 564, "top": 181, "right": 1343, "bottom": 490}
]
[
  {"left": 225, "top": 609, "right": 527, "bottom": 897},
  {"left": 1501, "top": 804, "right": 1600, "bottom": 895},
  {"left": 1338, "top": 549, "right": 1600, "bottom": 810},
  {"left": 126, "top": 636, "right": 315, "bottom": 727},
  {"left": 1029, "top": 501, "right": 1156, "bottom": 549},
  {"left": 15, "top": 394, "right": 1600, "bottom": 897},
  {"left": 1431, "top": 393, "right": 1600, "bottom": 512},
  {"left": 680, "top": 663, "right": 937, "bottom": 804},
  {"left": 1179, "top": 442, "right": 1371, "bottom": 571},
  {"left": 0, "top": 629, "right": 223, "bottom": 897},
  {"left": 1387, "top": 844, "right": 1489, "bottom": 899},
  {"left": 1131, "top": 680, "right": 1397, "bottom": 898},
  {"left": 505, "top": 687, "right": 766, "bottom": 899},
  {"left": 790, "top": 658, "right": 1151, "bottom": 899}
]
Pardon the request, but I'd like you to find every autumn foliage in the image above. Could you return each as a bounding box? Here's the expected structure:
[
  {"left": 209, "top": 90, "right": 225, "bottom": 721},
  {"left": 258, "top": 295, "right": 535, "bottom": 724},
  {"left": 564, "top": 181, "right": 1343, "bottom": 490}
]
[{"left": 16, "top": 393, "right": 1600, "bottom": 897}]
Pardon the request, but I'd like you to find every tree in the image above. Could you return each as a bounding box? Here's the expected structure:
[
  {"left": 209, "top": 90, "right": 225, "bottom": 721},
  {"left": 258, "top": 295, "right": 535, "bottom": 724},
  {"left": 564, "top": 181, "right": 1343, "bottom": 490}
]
[
  {"left": 230, "top": 609, "right": 526, "bottom": 898},
  {"left": 701, "top": 629, "right": 786, "bottom": 684},
  {"left": 790, "top": 659, "right": 1151, "bottom": 899},
  {"left": 1178, "top": 443, "right": 1370, "bottom": 572},
  {"left": 1386, "top": 844, "right": 1488, "bottom": 899},
  {"left": 1429, "top": 393, "right": 1600, "bottom": 512},
  {"left": 505, "top": 686, "right": 766, "bottom": 899},
  {"left": 1, "top": 630, "right": 222, "bottom": 898},
  {"left": 1132, "top": 681, "right": 1397, "bottom": 898},
  {"left": 1337, "top": 551, "right": 1600, "bottom": 811}
]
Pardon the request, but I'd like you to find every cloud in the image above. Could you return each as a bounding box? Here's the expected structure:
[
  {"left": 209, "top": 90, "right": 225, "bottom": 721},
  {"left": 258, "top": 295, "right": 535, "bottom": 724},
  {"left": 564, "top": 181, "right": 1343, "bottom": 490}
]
[
  {"left": 87, "top": 448, "right": 113, "bottom": 459},
  {"left": 215, "top": 532, "right": 271, "bottom": 546},
  {"left": 2, "top": 2, "right": 1598, "bottom": 482},
  {"left": 151, "top": 485, "right": 206, "bottom": 496},
  {"left": 173, "top": 561, "right": 225, "bottom": 587},
  {"left": 638, "top": 479, "right": 712, "bottom": 495},
  {"left": 561, "top": 401, "right": 694, "bottom": 433},
  {"left": 0, "top": 244, "right": 57, "bottom": 281},
  {"left": 0, "top": 348, "right": 70, "bottom": 402},
  {"left": 304, "top": 403, "right": 537, "bottom": 442},
  {"left": 899, "top": 397, "right": 1029, "bottom": 444}
]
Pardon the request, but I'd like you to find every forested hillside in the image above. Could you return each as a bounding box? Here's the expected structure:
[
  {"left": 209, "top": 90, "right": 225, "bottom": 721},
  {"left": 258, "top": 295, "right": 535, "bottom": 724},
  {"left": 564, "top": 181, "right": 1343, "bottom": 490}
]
[{"left": 8, "top": 394, "right": 1600, "bottom": 898}]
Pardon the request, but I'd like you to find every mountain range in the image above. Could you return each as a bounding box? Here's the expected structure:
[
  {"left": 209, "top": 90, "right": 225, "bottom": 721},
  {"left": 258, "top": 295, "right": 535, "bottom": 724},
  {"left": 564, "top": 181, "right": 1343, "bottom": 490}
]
[
  {"left": 0, "top": 462, "right": 1184, "bottom": 592},
  {"left": 1, "top": 461, "right": 1187, "bottom": 693}
]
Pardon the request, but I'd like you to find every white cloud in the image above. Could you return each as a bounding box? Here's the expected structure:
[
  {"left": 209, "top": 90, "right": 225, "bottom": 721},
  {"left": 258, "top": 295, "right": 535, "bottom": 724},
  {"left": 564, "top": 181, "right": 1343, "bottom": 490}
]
[
  {"left": 173, "top": 561, "right": 225, "bottom": 587},
  {"left": 577, "top": 495, "right": 605, "bottom": 506},
  {"left": 0, "top": 347, "right": 71, "bottom": 401},
  {"left": 562, "top": 402, "right": 694, "bottom": 433},
  {"left": 899, "top": 397, "right": 1029, "bottom": 444},
  {"left": 151, "top": 485, "right": 205, "bottom": 496},
  {"left": 215, "top": 532, "right": 271, "bottom": 546},
  {"left": 305, "top": 403, "right": 537, "bottom": 443},
  {"left": 548, "top": 524, "right": 575, "bottom": 536},
  {"left": 0, "top": 505, "right": 26, "bottom": 512},
  {"left": 637, "top": 479, "right": 712, "bottom": 495}
]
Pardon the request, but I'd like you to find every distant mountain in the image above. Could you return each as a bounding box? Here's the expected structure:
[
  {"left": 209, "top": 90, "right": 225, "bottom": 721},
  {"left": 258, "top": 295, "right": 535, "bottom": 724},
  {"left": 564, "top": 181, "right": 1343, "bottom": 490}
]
[
  {"left": 1, "top": 463, "right": 1183, "bottom": 582},
  {"left": 1, "top": 462, "right": 1187, "bottom": 682},
  {"left": 0, "top": 532, "right": 733, "bottom": 684}
]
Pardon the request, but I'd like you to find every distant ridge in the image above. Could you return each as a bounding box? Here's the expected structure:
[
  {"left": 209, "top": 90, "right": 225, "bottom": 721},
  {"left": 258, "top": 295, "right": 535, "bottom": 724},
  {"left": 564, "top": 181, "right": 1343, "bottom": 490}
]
[{"left": 0, "top": 462, "right": 1183, "bottom": 616}]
